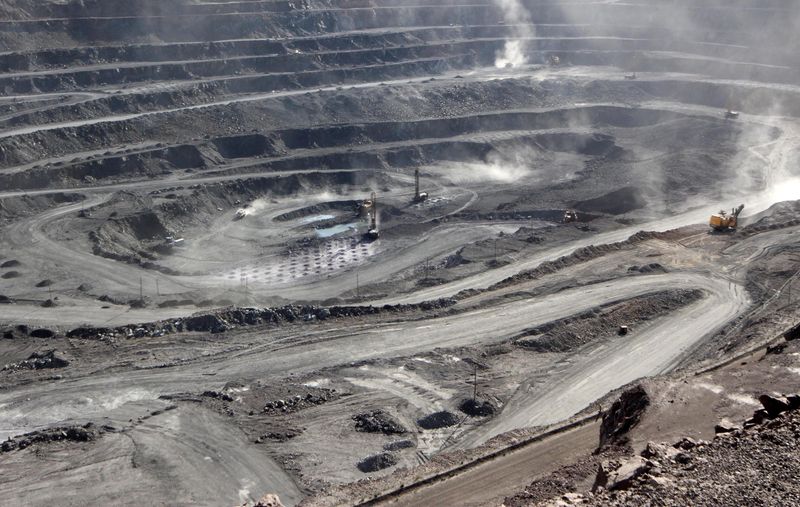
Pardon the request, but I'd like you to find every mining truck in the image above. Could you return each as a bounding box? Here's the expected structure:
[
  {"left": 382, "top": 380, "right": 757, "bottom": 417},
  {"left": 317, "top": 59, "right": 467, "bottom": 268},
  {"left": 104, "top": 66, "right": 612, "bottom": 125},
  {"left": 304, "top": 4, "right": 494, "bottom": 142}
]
[{"left": 709, "top": 204, "right": 744, "bottom": 231}]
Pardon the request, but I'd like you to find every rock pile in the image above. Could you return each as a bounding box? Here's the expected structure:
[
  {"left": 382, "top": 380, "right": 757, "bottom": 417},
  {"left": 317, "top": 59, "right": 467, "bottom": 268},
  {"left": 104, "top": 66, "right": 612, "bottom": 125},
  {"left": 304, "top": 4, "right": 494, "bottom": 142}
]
[
  {"left": 64, "top": 299, "right": 457, "bottom": 340},
  {"left": 551, "top": 392, "right": 800, "bottom": 506},
  {"left": 353, "top": 411, "right": 407, "bottom": 435},
  {"left": 357, "top": 452, "right": 398, "bottom": 473},
  {"left": 3, "top": 350, "right": 69, "bottom": 371},
  {"left": 458, "top": 398, "right": 497, "bottom": 417},
  {"left": 1, "top": 423, "right": 101, "bottom": 452},
  {"left": 264, "top": 391, "right": 335, "bottom": 414},
  {"left": 417, "top": 410, "right": 460, "bottom": 430}
]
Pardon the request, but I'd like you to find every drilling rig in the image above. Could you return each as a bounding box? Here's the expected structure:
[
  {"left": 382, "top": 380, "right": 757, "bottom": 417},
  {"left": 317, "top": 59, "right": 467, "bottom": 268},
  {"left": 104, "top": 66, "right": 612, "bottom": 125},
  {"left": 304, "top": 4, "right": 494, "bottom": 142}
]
[
  {"left": 709, "top": 204, "right": 744, "bottom": 231},
  {"left": 359, "top": 192, "right": 376, "bottom": 217},
  {"left": 365, "top": 193, "right": 380, "bottom": 240},
  {"left": 413, "top": 168, "right": 428, "bottom": 203}
]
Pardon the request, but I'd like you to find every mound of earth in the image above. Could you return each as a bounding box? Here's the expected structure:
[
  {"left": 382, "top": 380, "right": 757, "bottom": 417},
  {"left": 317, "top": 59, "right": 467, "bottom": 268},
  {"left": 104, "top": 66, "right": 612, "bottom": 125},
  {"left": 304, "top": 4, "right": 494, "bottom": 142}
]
[
  {"left": 573, "top": 186, "right": 646, "bottom": 215},
  {"left": 353, "top": 410, "right": 407, "bottom": 435},
  {"left": 417, "top": 410, "right": 460, "bottom": 430},
  {"left": 459, "top": 398, "right": 497, "bottom": 417},
  {"left": 1, "top": 271, "right": 21, "bottom": 279},
  {"left": 35, "top": 279, "right": 53, "bottom": 287},
  {"left": 515, "top": 290, "right": 703, "bottom": 353},
  {"left": 357, "top": 452, "right": 398, "bottom": 473},
  {"left": 384, "top": 440, "right": 415, "bottom": 451},
  {"left": 1, "top": 423, "right": 101, "bottom": 453},
  {"left": 3, "top": 350, "right": 69, "bottom": 371},
  {"left": 0, "top": 259, "right": 20, "bottom": 268}
]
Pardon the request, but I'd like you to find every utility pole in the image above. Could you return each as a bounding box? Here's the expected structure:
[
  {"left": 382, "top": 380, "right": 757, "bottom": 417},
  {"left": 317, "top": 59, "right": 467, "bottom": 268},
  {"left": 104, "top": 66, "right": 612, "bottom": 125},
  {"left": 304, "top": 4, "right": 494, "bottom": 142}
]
[
  {"left": 139, "top": 276, "right": 143, "bottom": 302},
  {"left": 356, "top": 272, "right": 360, "bottom": 298},
  {"left": 156, "top": 278, "right": 160, "bottom": 296},
  {"left": 493, "top": 239, "right": 498, "bottom": 264}
]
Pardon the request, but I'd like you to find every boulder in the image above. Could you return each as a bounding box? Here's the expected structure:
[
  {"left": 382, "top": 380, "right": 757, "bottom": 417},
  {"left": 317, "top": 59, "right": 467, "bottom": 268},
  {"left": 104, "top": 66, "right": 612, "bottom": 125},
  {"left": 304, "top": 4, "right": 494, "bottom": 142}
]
[
  {"left": 714, "top": 419, "right": 741, "bottom": 434},
  {"left": 641, "top": 441, "right": 678, "bottom": 461},
  {"left": 254, "top": 494, "right": 284, "bottom": 507},
  {"left": 674, "top": 437, "right": 697, "bottom": 450},
  {"left": 593, "top": 456, "right": 650, "bottom": 491},
  {"left": 759, "top": 394, "right": 792, "bottom": 417}
]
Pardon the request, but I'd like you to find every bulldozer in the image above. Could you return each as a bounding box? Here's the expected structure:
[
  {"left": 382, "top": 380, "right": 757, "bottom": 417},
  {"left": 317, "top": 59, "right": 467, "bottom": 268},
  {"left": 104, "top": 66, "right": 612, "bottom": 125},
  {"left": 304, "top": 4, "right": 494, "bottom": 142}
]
[{"left": 709, "top": 204, "right": 744, "bottom": 231}]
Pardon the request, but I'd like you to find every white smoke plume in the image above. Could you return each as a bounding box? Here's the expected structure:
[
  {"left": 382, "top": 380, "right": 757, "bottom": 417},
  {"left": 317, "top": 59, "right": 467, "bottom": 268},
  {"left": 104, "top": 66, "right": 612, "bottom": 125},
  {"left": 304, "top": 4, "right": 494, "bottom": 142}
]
[{"left": 494, "top": 0, "right": 534, "bottom": 68}]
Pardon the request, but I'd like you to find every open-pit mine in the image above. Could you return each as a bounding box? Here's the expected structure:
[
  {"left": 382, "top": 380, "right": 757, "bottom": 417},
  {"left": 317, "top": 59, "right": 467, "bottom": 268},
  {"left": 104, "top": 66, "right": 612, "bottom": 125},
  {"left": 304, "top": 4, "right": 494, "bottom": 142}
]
[{"left": 1, "top": 1, "right": 799, "bottom": 506}]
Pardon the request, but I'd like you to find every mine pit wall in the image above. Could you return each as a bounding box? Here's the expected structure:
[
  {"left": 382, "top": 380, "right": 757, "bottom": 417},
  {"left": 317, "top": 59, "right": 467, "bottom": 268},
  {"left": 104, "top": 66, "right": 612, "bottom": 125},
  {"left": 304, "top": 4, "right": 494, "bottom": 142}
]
[
  {"left": 0, "top": 105, "right": 708, "bottom": 188},
  {"left": 0, "top": 95, "right": 778, "bottom": 189},
  {"left": 0, "top": 71, "right": 793, "bottom": 175},
  {"left": 0, "top": 1, "right": 797, "bottom": 51},
  {"left": 0, "top": 25, "right": 787, "bottom": 76}
]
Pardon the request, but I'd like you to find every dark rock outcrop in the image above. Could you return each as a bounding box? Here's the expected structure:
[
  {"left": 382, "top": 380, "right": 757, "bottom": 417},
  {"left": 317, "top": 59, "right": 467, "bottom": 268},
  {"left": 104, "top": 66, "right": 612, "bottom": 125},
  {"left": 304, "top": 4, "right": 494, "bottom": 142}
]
[{"left": 598, "top": 385, "right": 650, "bottom": 450}]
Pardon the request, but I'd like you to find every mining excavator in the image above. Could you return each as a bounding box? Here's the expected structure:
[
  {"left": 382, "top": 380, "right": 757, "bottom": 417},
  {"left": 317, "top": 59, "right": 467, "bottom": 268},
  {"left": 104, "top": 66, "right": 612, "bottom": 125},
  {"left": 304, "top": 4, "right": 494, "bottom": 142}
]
[{"left": 709, "top": 204, "right": 744, "bottom": 231}]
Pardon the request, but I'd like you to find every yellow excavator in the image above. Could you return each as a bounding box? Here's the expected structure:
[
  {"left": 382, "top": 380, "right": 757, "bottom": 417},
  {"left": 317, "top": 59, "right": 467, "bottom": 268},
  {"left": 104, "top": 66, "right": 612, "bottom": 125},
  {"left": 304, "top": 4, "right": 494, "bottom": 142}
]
[{"left": 709, "top": 204, "right": 744, "bottom": 231}]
